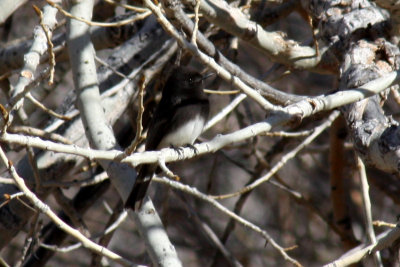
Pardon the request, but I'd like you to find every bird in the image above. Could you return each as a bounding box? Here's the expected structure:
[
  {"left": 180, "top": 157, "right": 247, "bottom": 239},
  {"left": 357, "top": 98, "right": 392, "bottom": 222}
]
[{"left": 125, "top": 66, "right": 210, "bottom": 210}]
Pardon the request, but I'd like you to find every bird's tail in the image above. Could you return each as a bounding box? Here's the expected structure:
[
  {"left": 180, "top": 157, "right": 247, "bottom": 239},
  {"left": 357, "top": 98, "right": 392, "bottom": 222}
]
[{"left": 125, "top": 166, "right": 152, "bottom": 210}]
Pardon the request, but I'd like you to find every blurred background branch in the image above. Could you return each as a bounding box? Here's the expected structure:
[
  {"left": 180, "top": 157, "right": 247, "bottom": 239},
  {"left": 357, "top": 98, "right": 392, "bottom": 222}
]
[{"left": 0, "top": 0, "right": 400, "bottom": 266}]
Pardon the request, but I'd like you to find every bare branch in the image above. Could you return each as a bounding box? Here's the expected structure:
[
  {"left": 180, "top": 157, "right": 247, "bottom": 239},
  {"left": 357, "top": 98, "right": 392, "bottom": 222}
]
[
  {"left": 211, "top": 111, "right": 339, "bottom": 199},
  {"left": 0, "top": 146, "right": 136, "bottom": 266},
  {"left": 146, "top": 0, "right": 275, "bottom": 110},
  {"left": 132, "top": 199, "right": 183, "bottom": 267},
  {"left": 357, "top": 157, "right": 383, "bottom": 266},
  {"left": 153, "top": 176, "right": 301, "bottom": 266},
  {"left": 182, "top": 0, "right": 338, "bottom": 73},
  {"left": 4, "top": 3, "right": 59, "bottom": 130},
  {"left": 66, "top": 1, "right": 181, "bottom": 266}
]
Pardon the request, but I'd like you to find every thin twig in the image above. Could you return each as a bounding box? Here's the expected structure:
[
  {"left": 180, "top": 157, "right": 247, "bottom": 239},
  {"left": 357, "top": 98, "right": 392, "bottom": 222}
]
[
  {"left": 0, "top": 177, "right": 15, "bottom": 184},
  {"left": 267, "top": 178, "right": 355, "bottom": 243},
  {"left": 43, "top": 109, "right": 80, "bottom": 133},
  {"left": 191, "top": 0, "right": 201, "bottom": 45},
  {"left": 103, "top": 0, "right": 149, "bottom": 12},
  {"left": 126, "top": 75, "right": 146, "bottom": 155},
  {"left": 0, "top": 146, "right": 137, "bottom": 267},
  {"left": 305, "top": 13, "right": 319, "bottom": 57},
  {"left": 373, "top": 221, "right": 396, "bottom": 228},
  {"left": 152, "top": 176, "right": 302, "bottom": 266},
  {"left": 262, "top": 129, "right": 314, "bottom": 137},
  {"left": 0, "top": 192, "right": 24, "bottom": 209},
  {"left": 46, "top": 0, "right": 151, "bottom": 27},
  {"left": 25, "top": 92, "right": 72, "bottom": 121},
  {"left": 9, "top": 125, "right": 73, "bottom": 145},
  {"left": 211, "top": 111, "right": 339, "bottom": 199},
  {"left": 33, "top": 5, "right": 56, "bottom": 85},
  {"left": 204, "top": 93, "right": 246, "bottom": 131},
  {"left": 158, "top": 157, "right": 180, "bottom": 180},
  {"left": 357, "top": 157, "right": 383, "bottom": 266},
  {"left": 14, "top": 212, "right": 39, "bottom": 267},
  {"left": 53, "top": 188, "right": 90, "bottom": 236},
  {"left": 40, "top": 208, "right": 127, "bottom": 255},
  {"left": 178, "top": 194, "right": 243, "bottom": 267},
  {"left": 40, "top": 242, "right": 82, "bottom": 253},
  {"left": 91, "top": 200, "right": 126, "bottom": 266},
  {"left": 95, "top": 56, "right": 130, "bottom": 80},
  {"left": 203, "top": 89, "right": 241, "bottom": 95}
]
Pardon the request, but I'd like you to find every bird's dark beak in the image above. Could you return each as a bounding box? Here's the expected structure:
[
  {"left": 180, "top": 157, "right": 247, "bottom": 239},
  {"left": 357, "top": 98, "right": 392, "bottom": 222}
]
[{"left": 202, "top": 72, "right": 215, "bottom": 80}]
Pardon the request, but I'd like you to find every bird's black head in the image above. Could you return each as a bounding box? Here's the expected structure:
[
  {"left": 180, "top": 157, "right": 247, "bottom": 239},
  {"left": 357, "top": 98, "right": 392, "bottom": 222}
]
[{"left": 162, "top": 67, "right": 207, "bottom": 101}]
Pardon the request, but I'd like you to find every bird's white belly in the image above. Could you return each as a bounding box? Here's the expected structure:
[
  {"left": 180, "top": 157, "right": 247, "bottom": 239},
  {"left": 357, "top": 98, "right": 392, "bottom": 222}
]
[{"left": 158, "top": 116, "right": 205, "bottom": 148}]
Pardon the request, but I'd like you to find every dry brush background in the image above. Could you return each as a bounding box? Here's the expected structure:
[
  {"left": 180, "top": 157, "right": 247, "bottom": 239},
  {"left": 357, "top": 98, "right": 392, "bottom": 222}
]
[{"left": 1, "top": 0, "right": 400, "bottom": 266}]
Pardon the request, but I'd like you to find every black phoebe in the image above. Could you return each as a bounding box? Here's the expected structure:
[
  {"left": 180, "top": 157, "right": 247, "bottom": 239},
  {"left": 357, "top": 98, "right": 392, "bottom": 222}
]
[{"left": 125, "top": 67, "right": 210, "bottom": 210}]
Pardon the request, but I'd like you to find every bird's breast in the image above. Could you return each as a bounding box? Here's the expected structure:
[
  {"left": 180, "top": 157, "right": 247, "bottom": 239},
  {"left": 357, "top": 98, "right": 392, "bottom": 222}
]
[{"left": 157, "top": 115, "right": 206, "bottom": 149}]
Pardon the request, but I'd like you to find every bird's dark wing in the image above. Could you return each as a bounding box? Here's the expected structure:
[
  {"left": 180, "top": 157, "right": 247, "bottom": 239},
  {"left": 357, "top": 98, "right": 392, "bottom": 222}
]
[
  {"left": 125, "top": 99, "right": 209, "bottom": 210},
  {"left": 145, "top": 104, "right": 175, "bottom": 150},
  {"left": 124, "top": 103, "right": 175, "bottom": 210}
]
